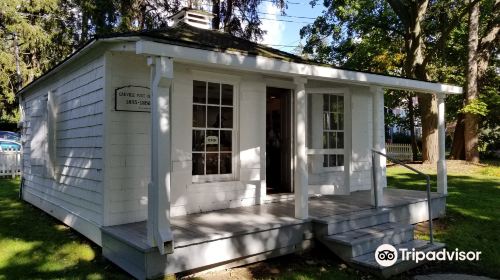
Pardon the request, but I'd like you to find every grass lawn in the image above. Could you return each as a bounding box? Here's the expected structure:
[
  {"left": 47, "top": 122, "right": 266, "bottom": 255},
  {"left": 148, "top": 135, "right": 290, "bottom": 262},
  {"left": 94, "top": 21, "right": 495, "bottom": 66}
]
[
  {"left": 386, "top": 161, "right": 500, "bottom": 279},
  {"left": 0, "top": 160, "right": 498, "bottom": 279},
  {"left": 0, "top": 179, "right": 130, "bottom": 279}
]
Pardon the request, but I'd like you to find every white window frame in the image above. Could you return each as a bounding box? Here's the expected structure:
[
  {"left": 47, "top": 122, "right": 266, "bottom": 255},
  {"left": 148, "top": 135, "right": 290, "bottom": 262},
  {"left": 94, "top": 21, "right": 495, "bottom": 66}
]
[
  {"left": 307, "top": 88, "right": 350, "bottom": 173},
  {"left": 190, "top": 70, "right": 240, "bottom": 183}
]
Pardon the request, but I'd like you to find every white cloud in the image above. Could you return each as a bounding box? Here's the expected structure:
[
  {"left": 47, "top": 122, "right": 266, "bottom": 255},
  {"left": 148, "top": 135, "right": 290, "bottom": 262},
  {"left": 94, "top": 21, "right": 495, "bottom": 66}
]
[{"left": 260, "top": 2, "right": 286, "bottom": 46}]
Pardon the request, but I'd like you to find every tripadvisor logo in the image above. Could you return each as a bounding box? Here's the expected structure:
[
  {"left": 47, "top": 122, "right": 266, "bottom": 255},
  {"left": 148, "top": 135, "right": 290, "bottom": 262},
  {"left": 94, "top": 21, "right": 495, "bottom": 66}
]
[
  {"left": 375, "top": 244, "right": 398, "bottom": 267},
  {"left": 375, "top": 244, "right": 482, "bottom": 267}
]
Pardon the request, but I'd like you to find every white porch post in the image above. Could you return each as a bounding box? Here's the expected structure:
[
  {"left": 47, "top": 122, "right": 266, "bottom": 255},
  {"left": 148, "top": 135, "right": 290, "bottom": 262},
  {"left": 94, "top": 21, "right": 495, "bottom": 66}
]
[
  {"left": 371, "top": 86, "right": 386, "bottom": 206},
  {"left": 147, "top": 56, "right": 174, "bottom": 254},
  {"left": 294, "top": 77, "right": 308, "bottom": 219},
  {"left": 437, "top": 93, "right": 448, "bottom": 195}
]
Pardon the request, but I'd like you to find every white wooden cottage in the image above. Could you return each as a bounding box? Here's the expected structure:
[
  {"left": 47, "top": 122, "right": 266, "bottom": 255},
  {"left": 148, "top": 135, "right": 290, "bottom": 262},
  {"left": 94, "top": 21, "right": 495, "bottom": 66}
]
[{"left": 17, "top": 9, "right": 461, "bottom": 279}]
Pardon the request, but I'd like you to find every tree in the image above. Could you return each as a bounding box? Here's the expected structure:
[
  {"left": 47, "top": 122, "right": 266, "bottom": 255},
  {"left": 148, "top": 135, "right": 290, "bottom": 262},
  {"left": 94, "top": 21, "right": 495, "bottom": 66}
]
[
  {"left": 300, "top": 0, "right": 472, "bottom": 163},
  {"left": 209, "top": 0, "right": 286, "bottom": 41},
  {"left": 0, "top": 0, "right": 75, "bottom": 127},
  {"left": 0, "top": 0, "right": 289, "bottom": 129},
  {"left": 453, "top": 0, "right": 499, "bottom": 162}
]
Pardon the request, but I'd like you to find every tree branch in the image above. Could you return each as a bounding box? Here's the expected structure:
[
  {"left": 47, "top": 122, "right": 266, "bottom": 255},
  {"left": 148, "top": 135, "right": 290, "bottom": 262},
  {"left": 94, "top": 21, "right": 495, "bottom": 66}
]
[
  {"left": 422, "top": 0, "right": 481, "bottom": 69},
  {"left": 476, "top": 0, "right": 500, "bottom": 77},
  {"left": 386, "top": 0, "right": 411, "bottom": 27}
]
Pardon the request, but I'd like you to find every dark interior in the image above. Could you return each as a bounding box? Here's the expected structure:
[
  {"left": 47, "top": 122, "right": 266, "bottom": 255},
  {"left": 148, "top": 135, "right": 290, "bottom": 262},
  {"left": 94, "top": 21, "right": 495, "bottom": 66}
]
[{"left": 266, "top": 87, "right": 292, "bottom": 194}]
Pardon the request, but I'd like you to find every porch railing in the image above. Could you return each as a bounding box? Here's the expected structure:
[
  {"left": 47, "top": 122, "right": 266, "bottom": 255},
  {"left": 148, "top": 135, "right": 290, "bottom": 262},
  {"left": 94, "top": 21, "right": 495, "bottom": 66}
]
[{"left": 371, "top": 149, "right": 434, "bottom": 244}]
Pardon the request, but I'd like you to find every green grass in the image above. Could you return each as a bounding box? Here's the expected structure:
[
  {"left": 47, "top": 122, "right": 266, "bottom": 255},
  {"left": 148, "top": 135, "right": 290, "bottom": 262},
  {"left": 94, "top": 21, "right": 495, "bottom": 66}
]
[
  {"left": 387, "top": 163, "right": 500, "bottom": 278},
  {"left": 0, "top": 161, "right": 498, "bottom": 279},
  {"left": 0, "top": 179, "right": 131, "bottom": 280}
]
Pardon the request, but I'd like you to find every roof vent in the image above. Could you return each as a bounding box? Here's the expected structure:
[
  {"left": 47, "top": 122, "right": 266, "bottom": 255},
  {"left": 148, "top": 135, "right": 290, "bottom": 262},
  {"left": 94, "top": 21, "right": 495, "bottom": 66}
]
[{"left": 170, "top": 8, "right": 214, "bottom": 30}]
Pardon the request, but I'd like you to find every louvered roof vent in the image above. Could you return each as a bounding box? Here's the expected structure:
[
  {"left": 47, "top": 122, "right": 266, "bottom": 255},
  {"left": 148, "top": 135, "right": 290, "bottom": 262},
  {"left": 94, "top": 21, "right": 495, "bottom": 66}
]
[{"left": 170, "top": 8, "right": 214, "bottom": 30}]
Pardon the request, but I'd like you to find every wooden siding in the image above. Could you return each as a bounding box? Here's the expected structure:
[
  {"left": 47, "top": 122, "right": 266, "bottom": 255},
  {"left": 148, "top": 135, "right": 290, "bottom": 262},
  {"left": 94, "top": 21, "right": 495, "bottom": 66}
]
[
  {"left": 350, "top": 87, "right": 373, "bottom": 192},
  {"left": 103, "top": 52, "right": 151, "bottom": 226},
  {"left": 21, "top": 52, "right": 105, "bottom": 244}
]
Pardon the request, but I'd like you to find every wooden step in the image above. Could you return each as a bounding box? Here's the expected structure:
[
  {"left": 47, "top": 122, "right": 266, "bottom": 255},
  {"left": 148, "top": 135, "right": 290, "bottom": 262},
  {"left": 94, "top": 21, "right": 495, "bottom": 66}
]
[
  {"left": 350, "top": 239, "right": 446, "bottom": 278},
  {"left": 320, "top": 222, "right": 414, "bottom": 260},
  {"left": 313, "top": 208, "right": 391, "bottom": 236}
]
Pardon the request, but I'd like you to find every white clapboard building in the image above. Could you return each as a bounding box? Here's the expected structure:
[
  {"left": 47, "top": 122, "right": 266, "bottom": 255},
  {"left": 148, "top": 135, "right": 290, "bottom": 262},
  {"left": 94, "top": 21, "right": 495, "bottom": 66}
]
[{"left": 16, "top": 8, "right": 461, "bottom": 279}]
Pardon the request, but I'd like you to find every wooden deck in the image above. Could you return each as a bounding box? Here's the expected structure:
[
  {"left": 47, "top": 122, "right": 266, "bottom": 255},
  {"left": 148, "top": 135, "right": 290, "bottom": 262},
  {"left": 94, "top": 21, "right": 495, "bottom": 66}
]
[{"left": 101, "top": 189, "right": 446, "bottom": 279}]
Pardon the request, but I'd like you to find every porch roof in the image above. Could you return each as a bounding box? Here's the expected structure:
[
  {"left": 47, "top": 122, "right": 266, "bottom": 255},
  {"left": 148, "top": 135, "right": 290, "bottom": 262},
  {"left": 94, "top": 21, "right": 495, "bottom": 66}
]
[{"left": 16, "top": 22, "right": 462, "bottom": 96}]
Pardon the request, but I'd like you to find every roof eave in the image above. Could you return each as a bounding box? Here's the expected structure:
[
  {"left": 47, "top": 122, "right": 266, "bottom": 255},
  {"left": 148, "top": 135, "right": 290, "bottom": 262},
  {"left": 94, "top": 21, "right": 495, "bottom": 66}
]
[
  {"left": 135, "top": 39, "right": 462, "bottom": 95},
  {"left": 16, "top": 36, "right": 141, "bottom": 97}
]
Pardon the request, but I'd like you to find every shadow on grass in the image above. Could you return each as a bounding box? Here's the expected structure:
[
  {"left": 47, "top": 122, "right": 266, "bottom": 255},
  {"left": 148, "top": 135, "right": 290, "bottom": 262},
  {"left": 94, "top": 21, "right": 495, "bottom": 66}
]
[
  {"left": 0, "top": 179, "right": 132, "bottom": 280},
  {"left": 387, "top": 169, "right": 500, "bottom": 279}
]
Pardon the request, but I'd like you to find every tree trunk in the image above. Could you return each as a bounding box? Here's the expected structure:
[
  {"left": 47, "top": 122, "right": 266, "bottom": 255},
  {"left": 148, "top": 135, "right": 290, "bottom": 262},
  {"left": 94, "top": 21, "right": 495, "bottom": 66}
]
[
  {"left": 211, "top": 0, "right": 220, "bottom": 30},
  {"left": 402, "top": 0, "right": 438, "bottom": 163},
  {"left": 418, "top": 93, "right": 439, "bottom": 163},
  {"left": 464, "top": 0, "right": 480, "bottom": 163},
  {"left": 223, "top": 0, "right": 234, "bottom": 32},
  {"left": 450, "top": 113, "right": 465, "bottom": 159}
]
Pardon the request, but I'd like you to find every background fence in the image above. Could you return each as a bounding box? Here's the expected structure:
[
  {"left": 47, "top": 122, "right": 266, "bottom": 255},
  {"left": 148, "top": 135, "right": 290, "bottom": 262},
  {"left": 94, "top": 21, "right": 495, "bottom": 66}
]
[
  {"left": 0, "top": 150, "right": 22, "bottom": 178},
  {"left": 385, "top": 143, "right": 413, "bottom": 162}
]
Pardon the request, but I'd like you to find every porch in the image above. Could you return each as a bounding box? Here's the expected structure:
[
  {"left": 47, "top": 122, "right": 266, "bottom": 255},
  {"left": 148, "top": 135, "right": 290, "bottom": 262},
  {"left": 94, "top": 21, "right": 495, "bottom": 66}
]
[{"left": 101, "top": 188, "right": 446, "bottom": 279}]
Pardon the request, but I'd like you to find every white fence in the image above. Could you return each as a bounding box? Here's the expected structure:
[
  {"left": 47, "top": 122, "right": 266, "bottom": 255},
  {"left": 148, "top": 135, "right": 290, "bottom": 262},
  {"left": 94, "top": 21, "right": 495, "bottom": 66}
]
[
  {"left": 0, "top": 150, "right": 22, "bottom": 178},
  {"left": 385, "top": 143, "right": 413, "bottom": 162}
]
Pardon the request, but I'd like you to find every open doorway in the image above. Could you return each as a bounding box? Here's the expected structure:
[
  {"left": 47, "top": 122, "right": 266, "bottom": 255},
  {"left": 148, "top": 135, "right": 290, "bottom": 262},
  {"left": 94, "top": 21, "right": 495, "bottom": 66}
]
[{"left": 266, "top": 87, "right": 293, "bottom": 194}]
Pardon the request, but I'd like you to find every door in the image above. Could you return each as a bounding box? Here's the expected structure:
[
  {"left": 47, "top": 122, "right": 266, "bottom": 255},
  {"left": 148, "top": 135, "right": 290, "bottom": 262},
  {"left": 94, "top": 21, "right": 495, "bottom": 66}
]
[{"left": 266, "top": 87, "right": 292, "bottom": 194}]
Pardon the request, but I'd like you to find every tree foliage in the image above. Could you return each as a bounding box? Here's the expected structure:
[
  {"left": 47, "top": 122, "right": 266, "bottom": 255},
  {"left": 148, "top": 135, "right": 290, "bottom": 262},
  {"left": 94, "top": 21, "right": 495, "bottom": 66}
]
[
  {"left": 300, "top": 0, "right": 499, "bottom": 161},
  {"left": 0, "top": 0, "right": 285, "bottom": 128}
]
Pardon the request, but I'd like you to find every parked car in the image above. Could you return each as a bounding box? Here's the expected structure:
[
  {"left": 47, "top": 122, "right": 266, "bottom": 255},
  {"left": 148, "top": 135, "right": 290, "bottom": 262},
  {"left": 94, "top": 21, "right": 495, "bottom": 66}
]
[
  {"left": 0, "top": 140, "right": 21, "bottom": 151},
  {"left": 0, "top": 131, "right": 20, "bottom": 142}
]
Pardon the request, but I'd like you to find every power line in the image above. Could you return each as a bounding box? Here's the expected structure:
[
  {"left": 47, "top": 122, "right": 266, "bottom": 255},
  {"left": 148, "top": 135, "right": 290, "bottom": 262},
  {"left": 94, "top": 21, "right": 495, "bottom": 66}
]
[
  {"left": 258, "top": 12, "right": 317, "bottom": 20},
  {"left": 265, "top": 44, "right": 300, "bottom": 47},
  {"left": 259, "top": 17, "right": 312, "bottom": 24},
  {"left": 261, "top": 0, "right": 301, "bottom": 4}
]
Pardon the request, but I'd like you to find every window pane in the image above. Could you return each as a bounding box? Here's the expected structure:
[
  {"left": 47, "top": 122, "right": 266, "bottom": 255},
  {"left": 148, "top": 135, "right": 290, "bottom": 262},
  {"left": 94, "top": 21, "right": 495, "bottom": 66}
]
[
  {"left": 206, "top": 130, "right": 219, "bottom": 151},
  {"left": 338, "top": 96, "right": 344, "bottom": 112},
  {"left": 323, "top": 132, "right": 328, "bottom": 149},
  {"left": 220, "top": 153, "right": 232, "bottom": 174},
  {"left": 329, "top": 132, "right": 336, "bottom": 149},
  {"left": 193, "top": 105, "right": 206, "bottom": 128},
  {"left": 330, "top": 113, "right": 338, "bottom": 130},
  {"left": 207, "top": 82, "right": 220, "bottom": 105},
  {"left": 338, "top": 113, "right": 344, "bottom": 130},
  {"left": 323, "top": 112, "right": 329, "bottom": 130},
  {"left": 323, "top": 155, "right": 328, "bottom": 167},
  {"left": 206, "top": 153, "right": 219, "bottom": 174},
  {"left": 221, "top": 107, "right": 233, "bottom": 128},
  {"left": 337, "top": 154, "right": 344, "bottom": 166},
  {"left": 192, "top": 153, "right": 205, "bottom": 175},
  {"left": 207, "top": 106, "right": 220, "bottom": 128},
  {"left": 329, "top": 95, "right": 337, "bottom": 112},
  {"left": 192, "top": 130, "right": 205, "bottom": 151},
  {"left": 193, "top": 81, "right": 206, "bottom": 103},
  {"left": 220, "top": 131, "right": 232, "bottom": 151},
  {"left": 323, "top": 94, "right": 329, "bottom": 111},
  {"left": 337, "top": 132, "right": 344, "bottom": 149},
  {"left": 329, "top": 154, "right": 336, "bottom": 167},
  {"left": 221, "top": 84, "right": 233, "bottom": 106}
]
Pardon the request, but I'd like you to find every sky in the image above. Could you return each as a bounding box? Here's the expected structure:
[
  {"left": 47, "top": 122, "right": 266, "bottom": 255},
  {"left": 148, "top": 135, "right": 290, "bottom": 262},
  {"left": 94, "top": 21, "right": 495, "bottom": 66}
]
[{"left": 259, "top": 1, "right": 325, "bottom": 52}]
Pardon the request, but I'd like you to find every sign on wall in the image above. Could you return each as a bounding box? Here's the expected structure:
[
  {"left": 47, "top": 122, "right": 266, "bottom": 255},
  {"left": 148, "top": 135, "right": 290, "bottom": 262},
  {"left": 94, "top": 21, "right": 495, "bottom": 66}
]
[
  {"left": 206, "top": 135, "right": 219, "bottom": 145},
  {"left": 115, "top": 85, "right": 151, "bottom": 112}
]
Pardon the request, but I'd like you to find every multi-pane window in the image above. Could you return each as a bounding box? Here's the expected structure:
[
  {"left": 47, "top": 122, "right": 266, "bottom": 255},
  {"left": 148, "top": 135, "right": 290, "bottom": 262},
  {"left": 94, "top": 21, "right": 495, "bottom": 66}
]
[
  {"left": 192, "top": 80, "right": 234, "bottom": 176},
  {"left": 322, "top": 94, "right": 344, "bottom": 167}
]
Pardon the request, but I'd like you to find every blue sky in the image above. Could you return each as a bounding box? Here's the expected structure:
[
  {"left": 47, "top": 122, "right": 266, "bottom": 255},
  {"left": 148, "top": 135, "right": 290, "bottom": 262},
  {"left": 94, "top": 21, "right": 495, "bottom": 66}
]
[{"left": 259, "top": 1, "right": 324, "bottom": 52}]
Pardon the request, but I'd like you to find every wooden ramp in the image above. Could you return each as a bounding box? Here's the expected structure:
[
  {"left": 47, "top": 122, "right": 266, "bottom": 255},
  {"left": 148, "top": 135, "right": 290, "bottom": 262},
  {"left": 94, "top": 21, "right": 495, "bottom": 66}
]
[{"left": 101, "top": 189, "right": 446, "bottom": 279}]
